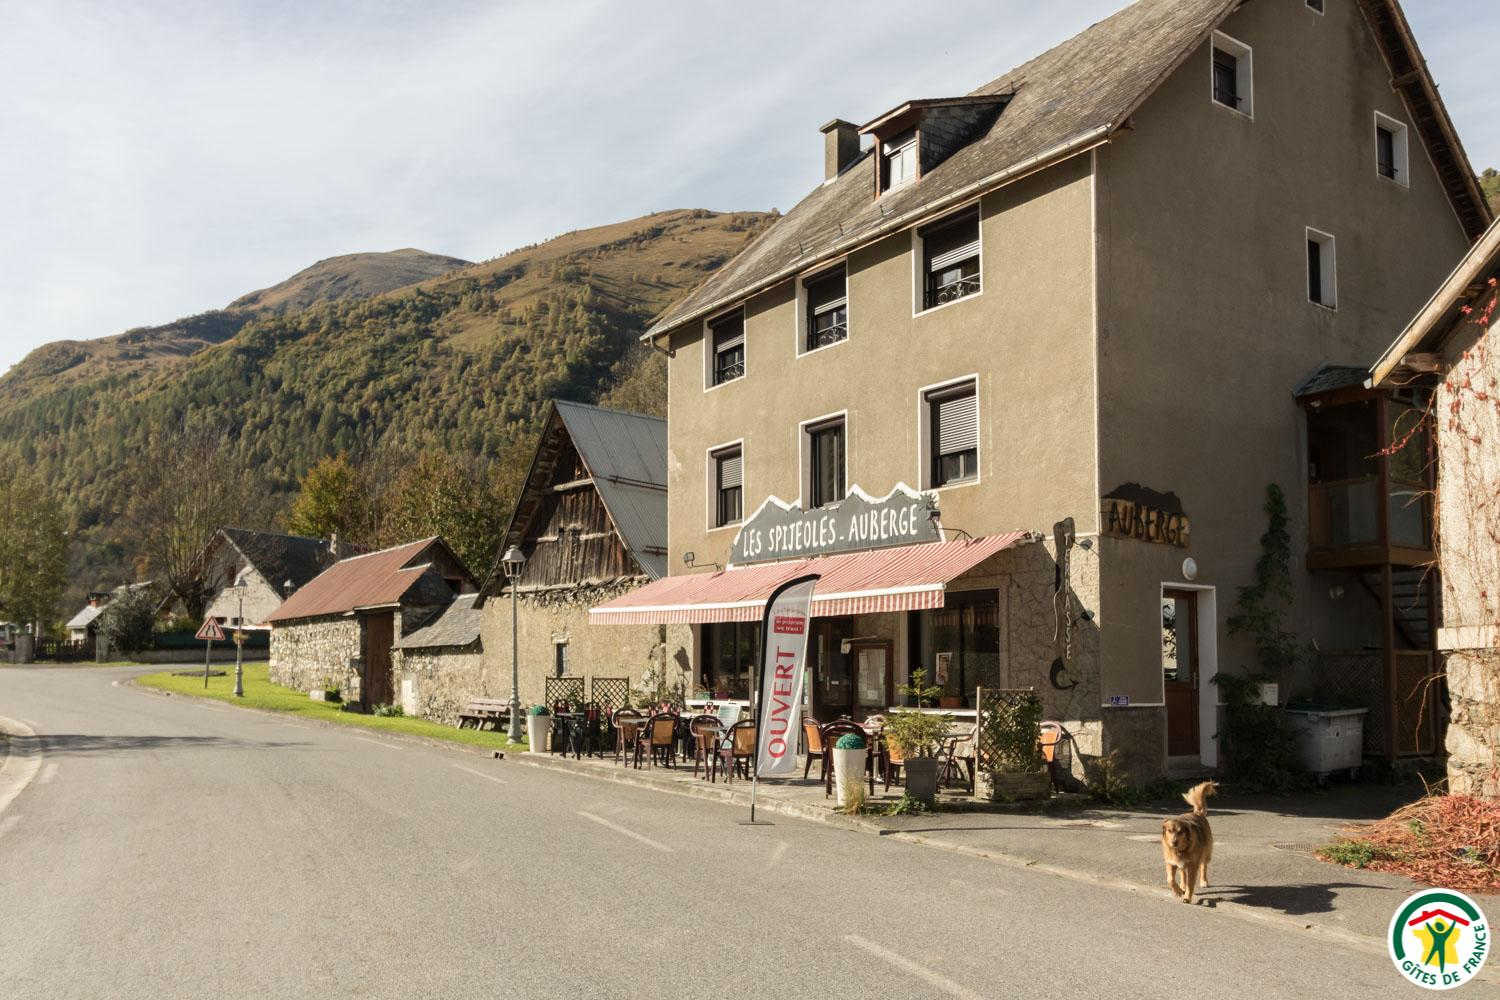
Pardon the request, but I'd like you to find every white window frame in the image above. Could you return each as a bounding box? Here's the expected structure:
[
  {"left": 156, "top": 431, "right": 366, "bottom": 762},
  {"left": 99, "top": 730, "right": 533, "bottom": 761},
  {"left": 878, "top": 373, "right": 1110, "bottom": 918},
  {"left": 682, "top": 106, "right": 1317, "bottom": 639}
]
[
  {"left": 1210, "top": 31, "right": 1254, "bottom": 120},
  {"left": 797, "top": 410, "right": 848, "bottom": 510},
  {"left": 882, "top": 131, "right": 917, "bottom": 193},
  {"left": 1155, "top": 582, "right": 1220, "bottom": 767},
  {"left": 910, "top": 200, "right": 984, "bottom": 318},
  {"left": 1305, "top": 0, "right": 1324, "bottom": 15},
  {"left": 703, "top": 306, "right": 746, "bottom": 393},
  {"left": 1306, "top": 227, "right": 1337, "bottom": 310},
  {"left": 916, "top": 374, "right": 981, "bottom": 493},
  {"left": 705, "top": 438, "right": 745, "bottom": 532},
  {"left": 794, "top": 258, "right": 851, "bottom": 358},
  {"left": 1373, "top": 111, "right": 1410, "bottom": 189}
]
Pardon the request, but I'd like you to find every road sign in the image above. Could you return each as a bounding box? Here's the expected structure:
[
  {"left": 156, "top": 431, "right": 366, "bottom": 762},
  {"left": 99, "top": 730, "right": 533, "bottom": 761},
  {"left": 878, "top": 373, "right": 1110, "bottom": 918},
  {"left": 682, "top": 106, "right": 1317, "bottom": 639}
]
[{"left": 195, "top": 618, "right": 225, "bottom": 642}]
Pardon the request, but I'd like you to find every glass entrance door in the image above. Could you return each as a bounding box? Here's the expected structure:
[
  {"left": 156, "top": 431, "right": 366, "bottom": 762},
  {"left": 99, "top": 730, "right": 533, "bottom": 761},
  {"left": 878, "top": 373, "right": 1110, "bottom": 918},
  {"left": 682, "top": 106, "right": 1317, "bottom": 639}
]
[{"left": 852, "top": 641, "right": 892, "bottom": 719}]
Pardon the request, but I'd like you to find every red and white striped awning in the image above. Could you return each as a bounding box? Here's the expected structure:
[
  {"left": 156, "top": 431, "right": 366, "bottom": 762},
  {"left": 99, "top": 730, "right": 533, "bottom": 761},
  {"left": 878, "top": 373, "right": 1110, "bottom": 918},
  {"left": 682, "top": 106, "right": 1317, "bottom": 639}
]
[{"left": 589, "top": 532, "right": 1032, "bottom": 625}]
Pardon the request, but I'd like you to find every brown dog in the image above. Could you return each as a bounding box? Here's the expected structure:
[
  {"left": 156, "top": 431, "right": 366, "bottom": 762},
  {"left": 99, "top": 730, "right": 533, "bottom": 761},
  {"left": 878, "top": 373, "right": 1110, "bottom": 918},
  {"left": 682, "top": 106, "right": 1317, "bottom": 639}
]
[{"left": 1161, "top": 781, "right": 1217, "bottom": 903}]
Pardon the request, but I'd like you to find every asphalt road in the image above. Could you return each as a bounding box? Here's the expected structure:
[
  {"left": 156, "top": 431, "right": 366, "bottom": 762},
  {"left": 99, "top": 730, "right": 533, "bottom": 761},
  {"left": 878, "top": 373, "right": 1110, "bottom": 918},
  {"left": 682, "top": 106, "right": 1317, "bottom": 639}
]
[{"left": 0, "top": 667, "right": 1439, "bottom": 999}]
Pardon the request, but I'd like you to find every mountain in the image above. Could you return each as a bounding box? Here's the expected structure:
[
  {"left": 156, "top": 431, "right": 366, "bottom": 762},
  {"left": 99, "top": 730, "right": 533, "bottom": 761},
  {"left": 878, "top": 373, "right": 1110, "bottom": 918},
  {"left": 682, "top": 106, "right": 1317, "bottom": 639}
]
[
  {"left": 229, "top": 248, "right": 472, "bottom": 313},
  {"left": 0, "top": 208, "right": 772, "bottom": 601},
  {"left": 1482, "top": 167, "right": 1500, "bottom": 214}
]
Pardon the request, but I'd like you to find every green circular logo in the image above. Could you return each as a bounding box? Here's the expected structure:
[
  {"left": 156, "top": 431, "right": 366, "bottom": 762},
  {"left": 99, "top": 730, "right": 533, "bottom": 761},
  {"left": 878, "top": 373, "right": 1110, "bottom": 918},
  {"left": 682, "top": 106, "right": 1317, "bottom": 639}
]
[{"left": 1388, "top": 889, "right": 1489, "bottom": 990}]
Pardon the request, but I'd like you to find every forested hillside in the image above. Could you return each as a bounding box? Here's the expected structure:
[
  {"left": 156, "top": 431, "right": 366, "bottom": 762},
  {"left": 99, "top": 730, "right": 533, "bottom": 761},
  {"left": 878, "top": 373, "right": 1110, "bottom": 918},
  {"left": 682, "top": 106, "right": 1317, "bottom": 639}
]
[{"left": 1, "top": 209, "right": 771, "bottom": 602}]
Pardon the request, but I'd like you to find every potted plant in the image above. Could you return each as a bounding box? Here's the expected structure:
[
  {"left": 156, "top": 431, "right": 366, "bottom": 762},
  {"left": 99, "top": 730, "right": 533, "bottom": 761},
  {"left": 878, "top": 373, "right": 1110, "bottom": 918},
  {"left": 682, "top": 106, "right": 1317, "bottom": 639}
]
[
  {"left": 831, "top": 731, "right": 868, "bottom": 808},
  {"left": 526, "top": 704, "right": 552, "bottom": 753},
  {"left": 883, "top": 669, "right": 952, "bottom": 807},
  {"left": 974, "top": 689, "right": 1049, "bottom": 802}
]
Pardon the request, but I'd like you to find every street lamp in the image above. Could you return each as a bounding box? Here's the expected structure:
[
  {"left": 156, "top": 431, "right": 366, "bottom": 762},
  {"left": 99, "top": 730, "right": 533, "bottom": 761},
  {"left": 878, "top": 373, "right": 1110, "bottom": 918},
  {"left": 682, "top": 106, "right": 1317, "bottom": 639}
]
[
  {"left": 501, "top": 546, "right": 527, "bottom": 742},
  {"left": 230, "top": 579, "right": 247, "bottom": 698}
]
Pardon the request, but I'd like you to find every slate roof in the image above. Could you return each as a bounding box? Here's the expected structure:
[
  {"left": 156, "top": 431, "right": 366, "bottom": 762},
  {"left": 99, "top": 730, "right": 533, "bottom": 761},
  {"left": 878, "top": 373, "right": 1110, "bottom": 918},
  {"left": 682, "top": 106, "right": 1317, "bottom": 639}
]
[
  {"left": 266, "top": 537, "right": 468, "bottom": 624},
  {"left": 645, "top": 0, "right": 1489, "bottom": 341},
  {"left": 218, "top": 528, "right": 333, "bottom": 593},
  {"left": 65, "top": 581, "right": 156, "bottom": 630},
  {"left": 1293, "top": 364, "right": 1372, "bottom": 399},
  {"left": 554, "top": 400, "right": 669, "bottom": 582},
  {"left": 396, "top": 593, "right": 482, "bottom": 650}
]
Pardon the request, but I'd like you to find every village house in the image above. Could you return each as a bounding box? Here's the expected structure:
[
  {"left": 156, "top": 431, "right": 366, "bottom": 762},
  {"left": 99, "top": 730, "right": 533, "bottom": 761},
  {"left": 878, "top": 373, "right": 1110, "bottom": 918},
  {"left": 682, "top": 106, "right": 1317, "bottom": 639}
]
[
  {"left": 266, "top": 537, "right": 477, "bottom": 708},
  {"left": 196, "top": 527, "right": 336, "bottom": 628},
  {"left": 65, "top": 581, "right": 156, "bottom": 646},
  {"left": 591, "top": 0, "right": 1491, "bottom": 778},
  {"left": 417, "top": 400, "right": 689, "bottom": 721},
  {"left": 1371, "top": 218, "right": 1500, "bottom": 799}
]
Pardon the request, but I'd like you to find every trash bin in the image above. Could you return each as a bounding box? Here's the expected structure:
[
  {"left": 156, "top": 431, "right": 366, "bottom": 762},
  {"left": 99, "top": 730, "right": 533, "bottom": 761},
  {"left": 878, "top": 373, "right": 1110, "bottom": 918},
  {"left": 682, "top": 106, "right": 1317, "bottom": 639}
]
[{"left": 1283, "top": 707, "right": 1367, "bottom": 779}]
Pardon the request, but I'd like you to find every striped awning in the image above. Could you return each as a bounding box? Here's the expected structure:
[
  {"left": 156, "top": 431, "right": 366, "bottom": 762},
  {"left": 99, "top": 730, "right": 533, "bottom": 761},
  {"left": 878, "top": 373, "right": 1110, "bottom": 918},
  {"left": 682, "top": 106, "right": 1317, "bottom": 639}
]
[{"left": 588, "top": 531, "right": 1032, "bottom": 625}]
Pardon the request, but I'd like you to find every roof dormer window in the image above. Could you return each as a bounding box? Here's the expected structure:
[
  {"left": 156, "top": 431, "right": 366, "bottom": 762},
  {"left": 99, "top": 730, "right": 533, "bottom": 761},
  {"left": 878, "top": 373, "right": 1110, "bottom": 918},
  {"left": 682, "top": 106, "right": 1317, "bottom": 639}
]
[{"left": 882, "top": 130, "right": 917, "bottom": 192}]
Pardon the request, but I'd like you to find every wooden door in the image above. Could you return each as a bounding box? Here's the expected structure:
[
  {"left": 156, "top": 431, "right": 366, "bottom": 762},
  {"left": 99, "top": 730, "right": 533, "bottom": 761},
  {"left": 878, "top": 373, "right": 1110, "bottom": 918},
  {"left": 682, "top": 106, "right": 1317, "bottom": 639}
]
[
  {"left": 363, "top": 612, "right": 395, "bottom": 708},
  {"left": 851, "top": 641, "right": 892, "bottom": 720},
  {"left": 1162, "top": 589, "right": 1199, "bottom": 758}
]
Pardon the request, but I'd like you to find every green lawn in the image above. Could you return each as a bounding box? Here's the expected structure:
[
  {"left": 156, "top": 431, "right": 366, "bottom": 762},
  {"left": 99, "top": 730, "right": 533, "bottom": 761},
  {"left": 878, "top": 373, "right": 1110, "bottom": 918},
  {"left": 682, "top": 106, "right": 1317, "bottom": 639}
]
[{"left": 136, "top": 663, "right": 530, "bottom": 753}]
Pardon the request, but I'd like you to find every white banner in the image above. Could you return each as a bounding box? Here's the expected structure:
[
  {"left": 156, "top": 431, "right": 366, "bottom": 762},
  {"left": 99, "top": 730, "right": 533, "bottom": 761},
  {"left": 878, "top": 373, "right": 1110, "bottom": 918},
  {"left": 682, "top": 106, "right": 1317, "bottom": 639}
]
[{"left": 755, "top": 574, "right": 818, "bottom": 777}]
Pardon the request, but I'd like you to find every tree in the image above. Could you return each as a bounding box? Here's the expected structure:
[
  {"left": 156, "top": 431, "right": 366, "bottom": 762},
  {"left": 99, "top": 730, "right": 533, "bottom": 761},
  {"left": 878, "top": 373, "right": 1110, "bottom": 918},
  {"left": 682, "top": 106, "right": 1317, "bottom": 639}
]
[
  {"left": 0, "top": 475, "right": 68, "bottom": 629},
  {"left": 121, "top": 427, "right": 265, "bottom": 621},
  {"left": 97, "top": 586, "right": 158, "bottom": 654},
  {"left": 284, "top": 454, "right": 371, "bottom": 544}
]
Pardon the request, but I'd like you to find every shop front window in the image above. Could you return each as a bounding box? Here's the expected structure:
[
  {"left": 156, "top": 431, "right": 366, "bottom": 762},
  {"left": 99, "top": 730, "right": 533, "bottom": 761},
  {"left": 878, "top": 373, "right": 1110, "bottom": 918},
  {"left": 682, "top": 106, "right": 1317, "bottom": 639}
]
[
  {"left": 911, "top": 591, "right": 1000, "bottom": 706},
  {"left": 703, "top": 621, "right": 758, "bottom": 699}
]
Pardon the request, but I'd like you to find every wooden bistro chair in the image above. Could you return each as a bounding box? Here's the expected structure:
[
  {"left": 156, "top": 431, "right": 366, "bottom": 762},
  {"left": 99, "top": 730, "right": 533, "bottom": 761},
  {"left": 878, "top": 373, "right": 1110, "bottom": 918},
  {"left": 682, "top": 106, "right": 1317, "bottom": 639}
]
[
  {"left": 689, "top": 715, "right": 722, "bottom": 781},
  {"left": 1039, "top": 721, "right": 1076, "bottom": 790},
  {"left": 801, "top": 718, "right": 825, "bottom": 782},
  {"left": 820, "top": 720, "right": 874, "bottom": 798},
  {"left": 717, "top": 720, "right": 757, "bottom": 783},
  {"left": 612, "top": 708, "right": 644, "bottom": 765},
  {"left": 634, "top": 713, "right": 680, "bottom": 770},
  {"left": 883, "top": 736, "right": 907, "bottom": 792}
]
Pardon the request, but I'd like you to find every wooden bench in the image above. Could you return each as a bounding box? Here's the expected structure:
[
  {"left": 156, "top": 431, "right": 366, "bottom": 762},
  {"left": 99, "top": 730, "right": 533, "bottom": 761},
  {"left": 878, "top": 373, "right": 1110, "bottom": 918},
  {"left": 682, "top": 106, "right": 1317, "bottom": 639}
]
[{"left": 457, "top": 699, "right": 512, "bottom": 731}]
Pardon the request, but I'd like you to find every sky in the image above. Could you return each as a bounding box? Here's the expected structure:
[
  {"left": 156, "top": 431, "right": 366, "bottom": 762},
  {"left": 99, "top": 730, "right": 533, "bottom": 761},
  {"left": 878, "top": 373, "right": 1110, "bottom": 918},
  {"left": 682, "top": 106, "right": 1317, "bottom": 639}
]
[{"left": 0, "top": 0, "right": 1495, "bottom": 373}]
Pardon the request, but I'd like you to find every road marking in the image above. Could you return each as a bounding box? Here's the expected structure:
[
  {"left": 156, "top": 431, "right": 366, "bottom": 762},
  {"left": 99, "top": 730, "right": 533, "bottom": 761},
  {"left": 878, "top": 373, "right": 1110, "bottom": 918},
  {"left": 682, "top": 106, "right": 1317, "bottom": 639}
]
[
  {"left": 0, "top": 815, "right": 19, "bottom": 837},
  {"left": 769, "top": 841, "right": 789, "bottom": 864},
  {"left": 37, "top": 763, "right": 58, "bottom": 785},
  {"left": 1126, "top": 834, "right": 1229, "bottom": 844},
  {"left": 844, "top": 935, "right": 989, "bottom": 1000},
  {"left": 350, "top": 735, "right": 400, "bottom": 750},
  {"left": 577, "top": 811, "right": 673, "bottom": 853},
  {"left": 452, "top": 765, "right": 507, "bottom": 786}
]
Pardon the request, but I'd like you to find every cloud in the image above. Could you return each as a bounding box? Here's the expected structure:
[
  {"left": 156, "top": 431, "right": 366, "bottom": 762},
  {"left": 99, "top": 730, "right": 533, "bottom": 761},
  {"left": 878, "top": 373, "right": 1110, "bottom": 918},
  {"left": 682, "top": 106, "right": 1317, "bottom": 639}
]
[{"left": 0, "top": 0, "right": 1494, "bottom": 373}]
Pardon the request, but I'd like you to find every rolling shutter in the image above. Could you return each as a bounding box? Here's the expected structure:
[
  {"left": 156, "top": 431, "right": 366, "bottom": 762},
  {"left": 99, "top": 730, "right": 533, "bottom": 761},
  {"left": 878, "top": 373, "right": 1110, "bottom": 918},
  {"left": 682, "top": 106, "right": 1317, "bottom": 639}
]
[
  {"left": 923, "top": 211, "right": 980, "bottom": 272},
  {"left": 712, "top": 314, "right": 744, "bottom": 351},
  {"left": 935, "top": 389, "right": 977, "bottom": 456},
  {"left": 717, "top": 451, "right": 742, "bottom": 490}
]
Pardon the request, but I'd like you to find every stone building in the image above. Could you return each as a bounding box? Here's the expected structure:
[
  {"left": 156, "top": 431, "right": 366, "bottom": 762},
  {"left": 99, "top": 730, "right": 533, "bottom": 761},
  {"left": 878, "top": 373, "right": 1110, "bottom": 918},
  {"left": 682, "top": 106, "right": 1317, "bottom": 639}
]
[
  {"left": 1372, "top": 218, "right": 1500, "bottom": 799},
  {"left": 470, "top": 400, "right": 689, "bottom": 712},
  {"left": 592, "top": 0, "right": 1491, "bottom": 778},
  {"left": 266, "top": 537, "right": 477, "bottom": 708},
  {"left": 393, "top": 594, "right": 484, "bottom": 724},
  {"left": 197, "top": 527, "right": 336, "bottom": 628}
]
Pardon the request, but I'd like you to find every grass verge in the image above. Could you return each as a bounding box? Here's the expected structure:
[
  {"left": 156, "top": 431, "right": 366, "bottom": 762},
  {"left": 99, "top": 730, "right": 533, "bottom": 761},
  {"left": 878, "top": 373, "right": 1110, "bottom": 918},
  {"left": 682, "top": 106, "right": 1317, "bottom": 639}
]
[{"left": 136, "top": 663, "right": 530, "bottom": 754}]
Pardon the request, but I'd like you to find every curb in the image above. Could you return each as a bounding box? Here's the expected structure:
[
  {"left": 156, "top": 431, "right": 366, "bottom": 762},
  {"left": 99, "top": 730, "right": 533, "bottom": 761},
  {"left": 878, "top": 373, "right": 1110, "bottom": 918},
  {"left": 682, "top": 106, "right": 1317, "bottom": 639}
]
[{"left": 0, "top": 715, "right": 42, "bottom": 818}]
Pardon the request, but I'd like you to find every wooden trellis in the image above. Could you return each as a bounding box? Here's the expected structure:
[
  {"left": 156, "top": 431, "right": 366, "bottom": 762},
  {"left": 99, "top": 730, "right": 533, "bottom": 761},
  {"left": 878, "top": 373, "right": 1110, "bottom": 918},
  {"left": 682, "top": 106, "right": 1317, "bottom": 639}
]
[
  {"left": 590, "top": 676, "right": 630, "bottom": 710},
  {"left": 544, "top": 676, "right": 585, "bottom": 708}
]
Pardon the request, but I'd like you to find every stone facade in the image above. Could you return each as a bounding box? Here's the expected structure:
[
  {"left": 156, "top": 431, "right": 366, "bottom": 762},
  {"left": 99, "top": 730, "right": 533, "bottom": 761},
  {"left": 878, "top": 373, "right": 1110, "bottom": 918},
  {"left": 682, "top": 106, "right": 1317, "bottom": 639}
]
[
  {"left": 270, "top": 616, "right": 364, "bottom": 699},
  {"left": 394, "top": 642, "right": 486, "bottom": 725}
]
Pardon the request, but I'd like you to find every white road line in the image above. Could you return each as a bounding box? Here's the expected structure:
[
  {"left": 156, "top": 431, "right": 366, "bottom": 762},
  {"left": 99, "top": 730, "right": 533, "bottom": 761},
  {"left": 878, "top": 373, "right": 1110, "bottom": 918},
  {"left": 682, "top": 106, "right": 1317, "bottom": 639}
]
[
  {"left": 844, "top": 935, "right": 990, "bottom": 1000},
  {"left": 0, "top": 815, "right": 19, "bottom": 837},
  {"left": 576, "top": 811, "right": 673, "bottom": 853},
  {"left": 37, "top": 763, "right": 58, "bottom": 785},
  {"left": 452, "top": 765, "right": 507, "bottom": 786},
  {"left": 350, "top": 735, "right": 400, "bottom": 750}
]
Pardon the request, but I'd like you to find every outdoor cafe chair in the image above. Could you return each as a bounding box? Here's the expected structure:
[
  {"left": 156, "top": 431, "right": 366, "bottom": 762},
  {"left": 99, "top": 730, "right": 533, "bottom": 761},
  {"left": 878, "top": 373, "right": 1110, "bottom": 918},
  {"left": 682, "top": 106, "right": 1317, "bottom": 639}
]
[
  {"left": 1039, "top": 721, "right": 1077, "bottom": 790},
  {"left": 634, "top": 712, "right": 680, "bottom": 770},
  {"left": 883, "top": 736, "right": 907, "bottom": 792},
  {"left": 688, "top": 715, "right": 723, "bottom": 780},
  {"left": 717, "top": 720, "right": 757, "bottom": 783},
  {"left": 937, "top": 728, "right": 975, "bottom": 794},
  {"left": 819, "top": 720, "right": 875, "bottom": 797},
  {"left": 801, "top": 718, "right": 825, "bottom": 782},
  {"left": 612, "top": 708, "right": 644, "bottom": 764}
]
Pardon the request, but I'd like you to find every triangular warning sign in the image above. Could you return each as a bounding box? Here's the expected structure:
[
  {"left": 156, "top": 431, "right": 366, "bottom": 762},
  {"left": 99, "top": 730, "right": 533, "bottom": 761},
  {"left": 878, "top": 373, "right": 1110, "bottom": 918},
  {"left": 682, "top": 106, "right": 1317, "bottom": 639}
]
[{"left": 195, "top": 617, "right": 226, "bottom": 642}]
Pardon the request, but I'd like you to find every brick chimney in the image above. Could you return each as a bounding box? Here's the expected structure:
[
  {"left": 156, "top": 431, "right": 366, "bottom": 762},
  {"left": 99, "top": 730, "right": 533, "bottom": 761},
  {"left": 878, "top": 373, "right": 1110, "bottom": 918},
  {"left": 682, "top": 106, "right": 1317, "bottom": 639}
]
[{"left": 820, "top": 119, "right": 861, "bottom": 181}]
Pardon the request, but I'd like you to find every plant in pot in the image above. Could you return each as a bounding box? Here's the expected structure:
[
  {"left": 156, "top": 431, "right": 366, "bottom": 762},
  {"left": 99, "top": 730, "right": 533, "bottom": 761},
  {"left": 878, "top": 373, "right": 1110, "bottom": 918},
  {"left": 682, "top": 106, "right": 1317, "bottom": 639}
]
[
  {"left": 883, "top": 669, "right": 952, "bottom": 807},
  {"left": 526, "top": 704, "right": 552, "bottom": 753},
  {"left": 831, "top": 731, "right": 868, "bottom": 809},
  {"left": 975, "top": 690, "right": 1049, "bottom": 802}
]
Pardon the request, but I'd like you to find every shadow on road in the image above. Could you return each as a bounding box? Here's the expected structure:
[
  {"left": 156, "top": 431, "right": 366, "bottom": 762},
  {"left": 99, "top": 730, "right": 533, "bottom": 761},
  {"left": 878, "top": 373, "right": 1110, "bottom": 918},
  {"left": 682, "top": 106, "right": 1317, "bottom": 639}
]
[
  {"left": 20, "top": 734, "right": 310, "bottom": 757},
  {"left": 1202, "top": 881, "right": 1389, "bottom": 915}
]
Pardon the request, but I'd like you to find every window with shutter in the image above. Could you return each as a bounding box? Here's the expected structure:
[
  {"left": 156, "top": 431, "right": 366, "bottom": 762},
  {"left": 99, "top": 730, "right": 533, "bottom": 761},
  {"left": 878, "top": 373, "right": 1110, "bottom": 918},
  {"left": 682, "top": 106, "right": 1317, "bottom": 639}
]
[
  {"left": 714, "top": 448, "right": 743, "bottom": 527},
  {"left": 928, "top": 382, "right": 978, "bottom": 486},
  {"left": 920, "top": 209, "right": 980, "bottom": 311},
  {"left": 807, "top": 420, "right": 845, "bottom": 508},
  {"left": 804, "top": 266, "right": 848, "bottom": 351},
  {"left": 709, "top": 311, "right": 745, "bottom": 386}
]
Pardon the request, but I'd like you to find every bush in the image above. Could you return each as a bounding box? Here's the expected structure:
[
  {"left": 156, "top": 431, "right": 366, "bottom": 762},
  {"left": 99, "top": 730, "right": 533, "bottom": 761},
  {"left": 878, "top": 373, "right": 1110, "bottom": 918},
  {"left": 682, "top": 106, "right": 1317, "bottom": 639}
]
[
  {"left": 1319, "top": 840, "right": 1377, "bottom": 868},
  {"left": 834, "top": 732, "right": 866, "bottom": 750},
  {"left": 1215, "top": 672, "right": 1309, "bottom": 793},
  {"left": 96, "top": 588, "right": 157, "bottom": 654},
  {"left": 372, "top": 703, "right": 403, "bottom": 717},
  {"left": 978, "top": 690, "right": 1044, "bottom": 773}
]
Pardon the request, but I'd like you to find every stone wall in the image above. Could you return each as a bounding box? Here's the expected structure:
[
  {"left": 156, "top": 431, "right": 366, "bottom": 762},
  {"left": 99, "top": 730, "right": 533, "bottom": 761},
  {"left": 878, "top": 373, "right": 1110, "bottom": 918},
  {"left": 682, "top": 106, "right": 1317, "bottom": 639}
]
[
  {"left": 1446, "top": 649, "right": 1499, "bottom": 799},
  {"left": 394, "top": 643, "right": 486, "bottom": 725},
  {"left": 269, "top": 616, "right": 363, "bottom": 699}
]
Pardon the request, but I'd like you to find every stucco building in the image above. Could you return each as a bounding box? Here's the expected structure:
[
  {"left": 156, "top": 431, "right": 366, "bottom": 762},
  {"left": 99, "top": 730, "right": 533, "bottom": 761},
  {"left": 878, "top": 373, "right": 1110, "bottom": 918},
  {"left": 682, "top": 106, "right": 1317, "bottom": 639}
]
[
  {"left": 197, "top": 528, "right": 336, "bottom": 628},
  {"left": 592, "top": 0, "right": 1490, "bottom": 778},
  {"left": 1372, "top": 218, "right": 1500, "bottom": 799}
]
